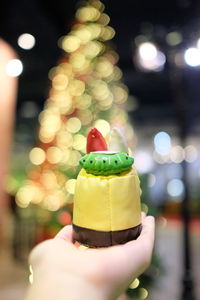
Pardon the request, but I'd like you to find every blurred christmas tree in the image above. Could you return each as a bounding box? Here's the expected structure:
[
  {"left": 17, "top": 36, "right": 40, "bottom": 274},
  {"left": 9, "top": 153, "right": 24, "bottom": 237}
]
[{"left": 16, "top": 0, "right": 134, "bottom": 212}]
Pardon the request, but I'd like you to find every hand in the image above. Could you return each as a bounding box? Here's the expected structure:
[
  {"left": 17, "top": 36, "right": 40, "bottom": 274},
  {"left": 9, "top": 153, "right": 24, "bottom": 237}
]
[{"left": 25, "top": 214, "right": 155, "bottom": 300}]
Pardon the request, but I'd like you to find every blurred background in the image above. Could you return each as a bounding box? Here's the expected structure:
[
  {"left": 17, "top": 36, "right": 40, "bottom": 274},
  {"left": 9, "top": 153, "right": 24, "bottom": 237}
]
[{"left": 0, "top": 0, "right": 200, "bottom": 299}]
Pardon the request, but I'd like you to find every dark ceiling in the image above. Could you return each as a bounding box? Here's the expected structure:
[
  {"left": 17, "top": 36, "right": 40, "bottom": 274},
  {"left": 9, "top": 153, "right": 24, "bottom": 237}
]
[{"left": 1, "top": 0, "right": 200, "bottom": 134}]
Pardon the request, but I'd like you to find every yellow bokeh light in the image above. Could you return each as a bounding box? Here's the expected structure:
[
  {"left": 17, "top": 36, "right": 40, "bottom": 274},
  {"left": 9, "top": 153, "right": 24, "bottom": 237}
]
[
  {"left": 96, "top": 60, "right": 113, "bottom": 77},
  {"left": 74, "top": 27, "right": 92, "bottom": 44},
  {"left": 39, "top": 111, "right": 61, "bottom": 133},
  {"left": 77, "top": 109, "right": 93, "bottom": 126},
  {"left": 112, "top": 66, "right": 122, "bottom": 81},
  {"left": 70, "top": 53, "right": 87, "bottom": 71},
  {"left": 139, "top": 288, "right": 148, "bottom": 300},
  {"left": 100, "top": 26, "right": 115, "bottom": 41},
  {"left": 76, "top": 6, "right": 100, "bottom": 22},
  {"left": 29, "top": 148, "right": 46, "bottom": 165},
  {"left": 39, "top": 128, "right": 55, "bottom": 143},
  {"left": 83, "top": 41, "right": 102, "bottom": 58},
  {"left": 87, "top": 24, "right": 102, "bottom": 40},
  {"left": 52, "top": 74, "right": 68, "bottom": 90},
  {"left": 46, "top": 147, "right": 63, "bottom": 164},
  {"left": 59, "top": 62, "right": 73, "bottom": 77},
  {"left": 60, "top": 149, "right": 72, "bottom": 164},
  {"left": 92, "top": 80, "right": 110, "bottom": 101},
  {"left": 48, "top": 66, "right": 62, "bottom": 80},
  {"left": 56, "top": 131, "right": 73, "bottom": 148},
  {"left": 89, "top": 0, "right": 104, "bottom": 11},
  {"left": 129, "top": 278, "right": 140, "bottom": 289},
  {"left": 98, "top": 13, "right": 110, "bottom": 25},
  {"left": 40, "top": 171, "right": 58, "bottom": 190},
  {"left": 73, "top": 134, "right": 86, "bottom": 151},
  {"left": 16, "top": 187, "right": 30, "bottom": 208},
  {"left": 68, "top": 150, "right": 82, "bottom": 167},
  {"left": 94, "top": 119, "right": 110, "bottom": 137},
  {"left": 43, "top": 194, "right": 61, "bottom": 211},
  {"left": 113, "top": 85, "right": 128, "bottom": 104},
  {"left": 97, "top": 93, "right": 113, "bottom": 110},
  {"left": 62, "top": 35, "right": 80, "bottom": 52},
  {"left": 65, "top": 179, "right": 77, "bottom": 194},
  {"left": 68, "top": 79, "right": 85, "bottom": 96},
  {"left": 66, "top": 117, "right": 81, "bottom": 133},
  {"left": 75, "top": 93, "right": 92, "bottom": 110},
  {"left": 16, "top": 184, "right": 42, "bottom": 207}
]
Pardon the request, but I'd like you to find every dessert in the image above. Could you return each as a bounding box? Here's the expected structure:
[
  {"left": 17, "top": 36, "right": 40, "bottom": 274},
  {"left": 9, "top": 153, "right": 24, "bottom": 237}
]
[{"left": 72, "top": 128, "right": 141, "bottom": 247}]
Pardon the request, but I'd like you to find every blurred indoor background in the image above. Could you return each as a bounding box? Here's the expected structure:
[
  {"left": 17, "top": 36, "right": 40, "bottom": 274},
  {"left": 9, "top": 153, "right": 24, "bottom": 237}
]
[{"left": 0, "top": 0, "right": 200, "bottom": 299}]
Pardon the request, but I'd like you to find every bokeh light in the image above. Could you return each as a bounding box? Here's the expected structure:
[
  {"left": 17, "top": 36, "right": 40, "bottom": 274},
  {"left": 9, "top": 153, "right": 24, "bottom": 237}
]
[
  {"left": 65, "top": 179, "right": 77, "bottom": 194},
  {"left": 46, "top": 147, "right": 63, "bottom": 164},
  {"left": 167, "top": 179, "right": 184, "bottom": 198},
  {"left": 17, "top": 33, "right": 35, "bottom": 50},
  {"left": 134, "top": 151, "right": 154, "bottom": 173},
  {"left": 29, "top": 147, "right": 46, "bottom": 165},
  {"left": 66, "top": 117, "right": 81, "bottom": 133},
  {"left": 184, "top": 48, "right": 200, "bottom": 67},
  {"left": 94, "top": 119, "right": 110, "bottom": 137},
  {"left": 184, "top": 145, "right": 198, "bottom": 162},
  {"left": 129, "top": 278, "right": 140, "bottom": 289},
  {"left": 138, "top": 287, "right": 149, "bottom": 299},
  {"left": 5, "top": 59, "right": 23, "bottom": 77},
  {"left": 154, "top": 131, "right": 171, "bottom": 155},
  {"left": 166, "top": 31, "right": 182, "bottom": 46},
  {"left": 137, "top": 42, "right": 166, "bottom": 72},
  {"left": 170, "top": 145, "right": 185, "bottom": 163}
]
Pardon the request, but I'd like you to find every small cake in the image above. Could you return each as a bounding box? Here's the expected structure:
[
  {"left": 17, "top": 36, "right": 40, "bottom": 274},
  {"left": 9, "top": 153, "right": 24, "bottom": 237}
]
[{"left": 72, "top": 128, "right": 141, "bottom": 247}]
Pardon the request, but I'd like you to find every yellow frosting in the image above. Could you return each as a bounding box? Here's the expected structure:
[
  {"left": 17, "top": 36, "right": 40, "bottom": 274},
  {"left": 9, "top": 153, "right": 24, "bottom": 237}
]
[{"left": 73, "top": 167, "right": 141, "bottom": 231}]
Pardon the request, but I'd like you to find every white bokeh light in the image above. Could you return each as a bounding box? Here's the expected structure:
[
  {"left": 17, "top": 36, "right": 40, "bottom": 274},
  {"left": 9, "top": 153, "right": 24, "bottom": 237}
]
[
  {"left": 18, "top": 33, "right": 35, "bottom": 50},
  {"left": 167, "top": 179, "right": 184, "bottom": 197},
  {"left": 5, "top": 59, "right": 23, "bottom": 77},
  {"left": 154, "top": 131, "right": 171, "bottom": 155},
  {"left": 184, "top": 48, "right": 200, "bottom": 67},
  {"left": 139, "top": 42, "right": 157, "bottom": 60},
  {"left": 137, "top": 42, "right": 166, "bottom": 71},
  {"left": 134, "top": 151, "right": 154, "bottom": 174}
]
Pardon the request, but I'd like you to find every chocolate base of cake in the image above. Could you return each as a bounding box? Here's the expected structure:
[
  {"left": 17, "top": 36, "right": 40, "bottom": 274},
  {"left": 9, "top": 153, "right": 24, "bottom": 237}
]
[{"left": 72, "top": 224, "right": 142, "bottom": 248}]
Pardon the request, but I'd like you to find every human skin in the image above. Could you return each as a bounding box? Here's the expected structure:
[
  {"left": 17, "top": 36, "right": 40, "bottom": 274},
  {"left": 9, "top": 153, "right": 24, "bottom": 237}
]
[{"left": 25, "top": 214, "right": 155, "bottom": 300}]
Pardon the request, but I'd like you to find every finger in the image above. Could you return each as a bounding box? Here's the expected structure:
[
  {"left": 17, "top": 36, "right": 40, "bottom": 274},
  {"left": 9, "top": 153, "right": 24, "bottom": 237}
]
[
  {"left": 97, "top": 216, "right": 155, "bottom": 281},
  {"left": 137, "top": 215, "right": 155, "bottom": 247},
  {"left": 121, "top": 216, "right": 155, "bottom": 275},
  {"left": 54, "top": 225, "right": 73, "bottom": 242}
]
